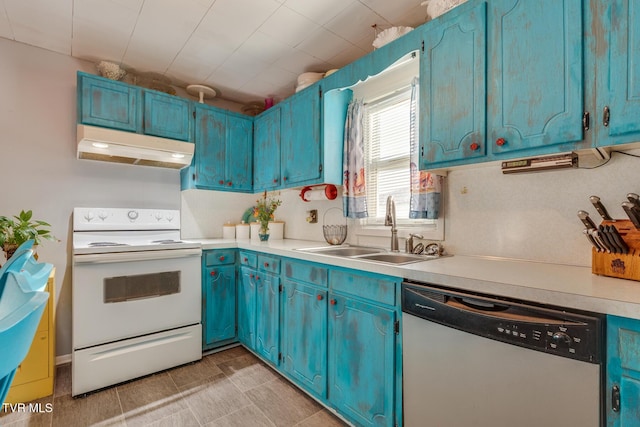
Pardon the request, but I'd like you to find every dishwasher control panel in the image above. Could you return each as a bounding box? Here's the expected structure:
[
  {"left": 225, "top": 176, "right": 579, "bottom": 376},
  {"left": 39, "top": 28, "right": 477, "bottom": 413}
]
[{"left": 402, "top": 281, "right": 604, "bottom": 364}]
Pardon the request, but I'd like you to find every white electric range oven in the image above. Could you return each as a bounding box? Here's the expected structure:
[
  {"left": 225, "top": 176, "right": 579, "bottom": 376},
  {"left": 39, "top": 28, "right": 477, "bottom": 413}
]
[{"left": 71, "top": 207, "right": 202, "bottom": 396}]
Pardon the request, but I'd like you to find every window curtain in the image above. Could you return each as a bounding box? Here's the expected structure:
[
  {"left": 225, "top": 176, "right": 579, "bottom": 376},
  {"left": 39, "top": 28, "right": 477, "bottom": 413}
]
[
  {"left": 342, "top": 98, "right": 368, "bottom": 218},
  {"left": 409, "top": 77, "right": 442, "bottom": 219}
]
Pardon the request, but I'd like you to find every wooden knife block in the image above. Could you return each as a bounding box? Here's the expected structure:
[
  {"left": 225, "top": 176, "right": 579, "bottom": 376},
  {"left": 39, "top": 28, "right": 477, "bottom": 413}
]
[{"left": 592, "top": 220, "right": 640, "bottom": 281}]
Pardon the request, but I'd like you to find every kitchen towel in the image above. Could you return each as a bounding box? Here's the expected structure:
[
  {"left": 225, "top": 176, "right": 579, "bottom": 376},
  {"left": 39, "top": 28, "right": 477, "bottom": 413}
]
[
  {"left": 342, "top": 98, "right": 368, "bottom": 219},
  {"left": 409, "top": 77, "right": 442, "bottom": 219}
]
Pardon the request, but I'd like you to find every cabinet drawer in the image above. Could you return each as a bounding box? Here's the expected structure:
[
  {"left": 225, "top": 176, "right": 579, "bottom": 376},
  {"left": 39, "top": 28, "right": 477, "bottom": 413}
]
[
  {"left": 283, "top": 259, "right": 327, "bottom": 287},
  {"left": 258, "top": 255, "right": 280, "bottom": 274},
  {"left": 239, "top": 251, "right": 257, "bottom": 268},
  {"left": 329, "top": 270, "right": 397, "bottom": 306},
  {"left": 204, "top": 250, "right": 236, "bottom": 266}
]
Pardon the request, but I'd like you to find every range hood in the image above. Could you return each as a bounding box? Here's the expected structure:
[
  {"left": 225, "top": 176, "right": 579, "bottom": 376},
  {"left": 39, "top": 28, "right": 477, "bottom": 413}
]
[{"left": 77, "top": 125, "right": 194, "bottom": 169}]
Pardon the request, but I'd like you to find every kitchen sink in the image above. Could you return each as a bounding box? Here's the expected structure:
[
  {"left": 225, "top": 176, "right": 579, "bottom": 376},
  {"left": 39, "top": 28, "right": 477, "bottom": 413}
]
[
  {"left": 354, "top": 253, "right": 432, "bottom": 265},
  {"left": 296, "top": 246, "right": 386, "bottom": 257}
]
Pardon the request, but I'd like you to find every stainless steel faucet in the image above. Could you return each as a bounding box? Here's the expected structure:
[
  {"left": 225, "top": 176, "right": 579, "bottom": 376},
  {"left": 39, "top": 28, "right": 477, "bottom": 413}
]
[
  {"left": 385, "top": 195, "right": 399, "bottom": 252},
  {"left": 406, "top": 233, "right": 424, "bottom": 253}
]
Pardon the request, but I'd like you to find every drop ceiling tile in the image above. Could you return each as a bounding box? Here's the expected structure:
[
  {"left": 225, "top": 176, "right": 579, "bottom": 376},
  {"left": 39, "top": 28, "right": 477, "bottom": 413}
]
[
  {"left": 206, "top": 61, "right": 259, "bottom": 92},
  {"left": 195, "top": 0, "right": 281, "bottom": 52},
  {"left": 122, "top": 0, "right": 213, "bottom": 73},
  {"left": 4, "top": 0, "right": 73, "bottom": 54},
  {"left": 325, "top": 1, "right": 389, "bottom": 45},
  {"left": 326, "top": 42, "right": 367, "bottom": 69},
  {"left": 259, "top": 6, "right": 320, "bottom": 48},
  {"left": 256, "top": 63, "right": 298, "bottom": 88},
  {"left": 240, "top": 78, "right": 282, "bottom": 99},
  {"left": 398, "top": 5, "right": 430, "bottom": 28},
  {"left": 297, "top": 27, "right": 352, "bottom": 62},
  {"left": 359, "top": 0, "right": 426, "bottom": 24},
  {"left": 235, "top": 31, "right": 290, "bottom": 65},
  {"left": 166, "top": 33, "right": 234, "bottom": 84},
  {"left": 0, "top": 1, "right": 14, "bottom": 39},
  {"left": 283, "top": 0, "right": 354, "bottom": 26},
  {"left": 276, "top": 48, "right": 331, "bottom": 75}
]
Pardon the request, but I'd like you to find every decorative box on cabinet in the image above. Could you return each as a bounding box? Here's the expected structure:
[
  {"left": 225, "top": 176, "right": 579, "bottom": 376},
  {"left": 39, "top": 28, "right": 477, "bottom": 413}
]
[
  {"left": 77, "top": 72, "right": 192, "bottom": 142},
  {"left": 202, "top": 250, "right": 237, "bottom": 350},
  {"left": 5, "top": 270, "right": 56, "bottom": 404},
  {"left": 607, "top": 315, "right": 640, "bottom": 426},
  {"left": 182, "top": 104, "right": 253, "bottom": 192}
]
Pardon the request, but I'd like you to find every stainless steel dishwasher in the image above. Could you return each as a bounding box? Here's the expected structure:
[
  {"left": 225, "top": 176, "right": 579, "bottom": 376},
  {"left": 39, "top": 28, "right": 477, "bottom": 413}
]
[{"left": 401, "top": 281, "right": 605, "bottom": 427}]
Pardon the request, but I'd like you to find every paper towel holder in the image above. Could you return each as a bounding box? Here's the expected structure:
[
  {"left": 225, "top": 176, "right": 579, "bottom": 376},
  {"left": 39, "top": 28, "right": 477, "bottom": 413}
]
[{"left": 299, "top": 184, "right": 338, "bottom": 202}]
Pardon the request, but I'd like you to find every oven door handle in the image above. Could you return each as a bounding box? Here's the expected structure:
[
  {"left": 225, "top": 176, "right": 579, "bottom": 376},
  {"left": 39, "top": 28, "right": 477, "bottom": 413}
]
[{"left": 74, "top": 248, "right": 202, "bottom": 264}]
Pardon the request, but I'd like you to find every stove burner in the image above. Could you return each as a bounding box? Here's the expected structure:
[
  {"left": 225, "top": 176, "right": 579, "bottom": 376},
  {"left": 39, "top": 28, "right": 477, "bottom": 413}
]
[
  {"left": 151, "top": 239, "right": 184, "bottom": 244},
  {"left": 88, "top": 242, "right": 130, "bottom": 247}
]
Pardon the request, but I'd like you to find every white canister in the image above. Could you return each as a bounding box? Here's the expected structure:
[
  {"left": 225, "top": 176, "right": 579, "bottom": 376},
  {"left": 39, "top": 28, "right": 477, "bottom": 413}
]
[
  {"left": 250, "top": 223, "right": 261, "bottom": 242},
  {"left": 222, "top": 223, "right": 236, "bottom": 240},
  {"left": 268, "top": 221, "right": 284, "bottom": 240},
  {"left": 236, "top": 222, "right": 250, "bottom": 239}
]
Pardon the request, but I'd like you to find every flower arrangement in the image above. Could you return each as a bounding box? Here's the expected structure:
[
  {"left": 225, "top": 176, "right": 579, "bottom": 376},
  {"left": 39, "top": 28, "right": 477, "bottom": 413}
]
[
  {"left": 0, "top": 210, "right": 57, "bottom": 260},
  {"left": 253, "top": 191, "right": 282, "bottom": 236}
]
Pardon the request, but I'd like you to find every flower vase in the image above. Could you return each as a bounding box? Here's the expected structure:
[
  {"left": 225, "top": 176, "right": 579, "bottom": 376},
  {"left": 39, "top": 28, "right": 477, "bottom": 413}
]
[{"left": 259, "top": 233, "right": 270, "bottom": 242}]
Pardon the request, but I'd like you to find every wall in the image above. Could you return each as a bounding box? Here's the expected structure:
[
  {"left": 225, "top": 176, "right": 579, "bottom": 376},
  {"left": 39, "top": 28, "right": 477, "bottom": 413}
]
[{"left": 0, "top": 38, "right": 185, "bottom": 359}]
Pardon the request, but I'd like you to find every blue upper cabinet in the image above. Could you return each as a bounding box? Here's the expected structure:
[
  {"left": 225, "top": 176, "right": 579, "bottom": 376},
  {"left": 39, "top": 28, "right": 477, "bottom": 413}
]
[
  {"left": 591, "top": 0, "right": 640, "bottom": 147},
  {"left": 254, "top": 106, "right": 281, "bottom": 191},
  {"left": 487, "top": 0, "right": 584, "bottom": 157},
  {"left": 185, "top": 104, "right": 253, "bottom": 192},
  {"left": 607, "top": 315, "right": 640, "bottom": 427},
  {"left": 143, "top": 91, "right": 192, "bottom": 141},
  {"left": 78, "top": 72, "right": 140, "bottom": 132},
  {"left": 280, "top": 87, "right": 322, "bottom": 187},
  {"left": 77, "top": 72, "right": 193, "bottom": 141},
  {"left": 420, "top": 2, "right": 487, "bottom": 168}
]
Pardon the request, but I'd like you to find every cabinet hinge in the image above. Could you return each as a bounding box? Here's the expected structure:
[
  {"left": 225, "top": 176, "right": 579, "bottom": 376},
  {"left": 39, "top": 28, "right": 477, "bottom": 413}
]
[
  {"left": 235, "top": 325, "right": 238, "bottom": 334},
  {"left": 192, "top": 111, "right": 196, "bottom": 119},
  {"left": 279, "top": 284, "right": 283, "bottom": 292},
  {"left": 582, "top": 111, "right": 590, "bottom": 132},
  {"left": 421, "top": 40, "right": 425, "bottom": 52},
  {"left": 192, "top": 173, "right": 196, "bottom": 181},
  {"left": 394, "top": 320, "right": 399, "bottom": 335},
  {"left": 319, "top": 87, "right": 322, "bottom": 98},
  {"left": 319, "top": 164, "right": 323, "bottom": 173},
  {"left": 603, "top": 106, "right": 610, "bottom": 127},
  {"left": 278, "top": 352, "right": 282, "bottom": 361}
]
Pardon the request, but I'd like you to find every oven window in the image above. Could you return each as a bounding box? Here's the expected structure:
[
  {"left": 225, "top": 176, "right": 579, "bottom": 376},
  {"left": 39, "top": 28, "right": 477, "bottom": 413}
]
[{"left": 104, "top": 271, "right": 181, "bottom": 303}]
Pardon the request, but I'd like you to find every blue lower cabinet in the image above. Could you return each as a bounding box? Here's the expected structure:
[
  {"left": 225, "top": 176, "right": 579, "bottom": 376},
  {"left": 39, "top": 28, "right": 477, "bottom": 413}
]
[
  {"left": 255, "top": 272, "right": 280, "bottom": 366},
  {"left": 281, "top": 280, "right": 328, "bottom": 398},
  {"left": 328, "top": 293, "right": 397, "bottom": 427},
  {"left": 202, "top": 265, "right": 236, "bottom": 350},
  {"left": 607, "top": 315, "right": 640, "bottom": 427},
  {"left": 238, "top": 266, "right": 257, "bottom": 350}
]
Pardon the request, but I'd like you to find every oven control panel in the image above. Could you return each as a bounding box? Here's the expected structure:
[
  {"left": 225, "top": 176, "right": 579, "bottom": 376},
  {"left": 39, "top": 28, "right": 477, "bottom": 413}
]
[{"left": 73, "top": 207, "right": 180, "bottom": 231}]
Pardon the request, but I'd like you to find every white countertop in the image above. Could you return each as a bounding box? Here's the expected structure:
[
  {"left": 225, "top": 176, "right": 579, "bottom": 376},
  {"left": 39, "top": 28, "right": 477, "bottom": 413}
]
[{"left": 192, "top": 238, "right": 640, "bottom": 320}]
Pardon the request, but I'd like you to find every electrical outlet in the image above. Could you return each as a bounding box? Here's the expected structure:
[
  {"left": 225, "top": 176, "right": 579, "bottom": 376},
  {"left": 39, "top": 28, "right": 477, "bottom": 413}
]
[{"left": 307, "top": 209, "right": 318, "bottom": 223}]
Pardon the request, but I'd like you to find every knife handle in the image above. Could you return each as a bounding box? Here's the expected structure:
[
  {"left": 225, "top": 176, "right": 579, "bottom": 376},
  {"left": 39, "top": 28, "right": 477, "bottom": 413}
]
[
  {"left": 608, "top": 225, "right": 629, "bottom": 255},
  {"left": 578, "top": 210, "right": 597, "bottom": 230},
  {"left": 622, "top": 202, "right": 640, "bottom": 230},
  {"left": 590, "top": 229, "right": 610, "bottom": 253},
  {"left": 599, "top": 225, "right": 619, "bottom": 253},
  {"left": 590, "top": 196, "right": 613, "bottom": 221},
  {"left": 583, "top": 229, "right": 602, "bottom": 252},
  {"left": 627, "top": 193, "right": 640, "bottom": 208}
]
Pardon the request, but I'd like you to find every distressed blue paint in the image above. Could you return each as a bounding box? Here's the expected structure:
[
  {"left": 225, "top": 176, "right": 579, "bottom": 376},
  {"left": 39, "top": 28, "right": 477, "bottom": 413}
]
[
  {"left": 237, "top": 266, "right": 257, "bottom": 350},
  {"left": 283, "top": 259, "right": 328, "bottom": 288},
  {"left": 594, "top": 0, "right": 640, "bottom": 146},
  {"left": 420, "top": 2, "right": 487, "bottom": 167},
  {"left": 330, "top": 269, "right": 396, "bottom": 306},
  {"left": 239, "top": 251, "right": 257, "bottom": 269},
  {"left": 78, "top": 72, "right": 140, "bottom": 132},
  {"left": 487, "top": 0, "right": 584, "bottom": 156},
  {"left": 281, "top": 279, "right": 328, "bottom": 398},
  {"left": 328, "top": 293, "right": 396, "bottom": 427},
  {"left": 607, "top": 315, "right": 640, "bottom": 426},
  {"left": 255, "top": 271, "right": 280, "bottom": 366},
  {"left": 204, "top": 250, "right": 236, "bottom": 266},
  {"left": 143, "top": 91, "right": 192, "bottom": 141},
  {"left": 253, "top": 106, "right": 281, "bottom": 191},
  {"left": 202, "top": 264, "right": 236, "bottom": 350},
  {"left": 187, "top": 104, "right": 253, "bottom": 192},
  {"left": 258, "top": 254, "right": 281, "bottom": 275}
]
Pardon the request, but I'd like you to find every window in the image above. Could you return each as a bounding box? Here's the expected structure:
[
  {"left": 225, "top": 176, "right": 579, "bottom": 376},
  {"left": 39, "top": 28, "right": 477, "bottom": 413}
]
[{"left": 363, "top": 87, "right": 432, "bottom": 226}]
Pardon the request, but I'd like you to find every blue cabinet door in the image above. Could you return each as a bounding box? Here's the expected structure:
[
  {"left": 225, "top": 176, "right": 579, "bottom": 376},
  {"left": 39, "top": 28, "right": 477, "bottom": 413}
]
[
  {"left": 203, "top": 265, "right": 236, "bottom": 349},
  {"left": 420, "top": 2, "right": 487, "bottom": 167},
  {"left": 487, "top": 0, "right": 584, "bottom": 155},
  {"left": 226, "top": 114, "right": 253, "bottom": 191},
  {"left": 607, "top": 315, "right": 640, "bottom": 427},
  {"left": 255, "top": 273, "right": 280, "bottom": 366},
  {"left": 328, "top": 293, "right": 396, "bottom": 427},
  {"left": 254, "top": 107, "right": 281, "bottom": 191},
  {"left": 280, "top": 87, "right": 322, "bottom": 187},
  {"left": 595, "top": 0, "right": 640, "bottom": 147},
  {"left": 281, "top": 280, "right": 327, "bottom": 399},
  {"left": 143, "top": 91, "right": 192, "bottom": 141},
  {"left": 194, "top": 104, "right": 226, "bottom": 189},
  {"left": 238, "top": 267, "right": 257, "bottom": 350},
  {"left": 78, "top": 73, "right": 140, "bottom": 132}
]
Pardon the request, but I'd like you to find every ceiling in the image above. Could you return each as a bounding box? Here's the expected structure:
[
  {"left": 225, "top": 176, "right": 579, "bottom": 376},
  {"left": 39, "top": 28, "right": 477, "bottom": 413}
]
[{"left": 0, "top": 0, "right": 430, "bottom": 106}]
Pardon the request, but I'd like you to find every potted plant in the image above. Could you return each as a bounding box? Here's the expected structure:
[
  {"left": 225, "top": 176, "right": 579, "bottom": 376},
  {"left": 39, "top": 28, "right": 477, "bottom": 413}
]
[
  {"left": 253, "top": 191, "right": 282, "bottom": 241},
  {"left": 0, "top": 210, "right": 57, "bottom": 260}
]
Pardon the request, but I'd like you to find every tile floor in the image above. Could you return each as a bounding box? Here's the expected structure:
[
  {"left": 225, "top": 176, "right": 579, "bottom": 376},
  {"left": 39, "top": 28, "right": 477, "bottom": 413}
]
[{"left": 0, "top": 346, "right": 348, "bottom": 427}]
